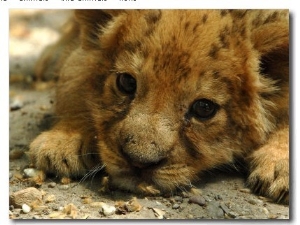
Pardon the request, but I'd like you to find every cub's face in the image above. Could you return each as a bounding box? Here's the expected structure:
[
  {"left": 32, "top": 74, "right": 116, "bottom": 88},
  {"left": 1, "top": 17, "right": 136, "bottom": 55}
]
[{"left": 65, "top": 10, "right": 287, "bottom": 192}]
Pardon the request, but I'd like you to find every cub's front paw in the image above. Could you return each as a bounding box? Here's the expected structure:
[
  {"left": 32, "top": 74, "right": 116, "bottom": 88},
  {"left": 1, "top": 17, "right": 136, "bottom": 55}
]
[
  {"left": 247, "top": 127, "right": 289, "bottom": 204},
  {"left": 247, "top": 156, "right": 289, "bottom": 204},
  {"left": 29, "top": 130, "right": 87, "bottom": 177}
]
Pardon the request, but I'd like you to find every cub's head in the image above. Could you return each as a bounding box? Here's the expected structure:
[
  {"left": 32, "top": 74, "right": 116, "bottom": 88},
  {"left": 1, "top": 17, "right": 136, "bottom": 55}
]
[{"left": 68, "top": 10, "right": 289, "bottom": 192}]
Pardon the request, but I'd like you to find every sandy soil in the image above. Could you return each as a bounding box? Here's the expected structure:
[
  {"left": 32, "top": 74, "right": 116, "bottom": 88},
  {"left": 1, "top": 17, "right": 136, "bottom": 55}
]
[{"left": 9, "top": 9, "right": 289, "bottom": 220}]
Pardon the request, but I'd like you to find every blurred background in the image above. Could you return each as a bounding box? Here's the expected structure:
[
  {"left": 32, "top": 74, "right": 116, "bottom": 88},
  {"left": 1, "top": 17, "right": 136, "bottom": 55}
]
[{"left": 9, "top": 9, "right": 71, "bottom": 87}]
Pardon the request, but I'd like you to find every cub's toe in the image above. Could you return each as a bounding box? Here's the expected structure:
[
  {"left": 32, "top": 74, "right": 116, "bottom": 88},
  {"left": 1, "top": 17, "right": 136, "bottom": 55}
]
[
  {"left": 247, "top": 158, "right": 289, "bottom": 204},
  {"left": 29, "top": 130, "right": 87, "bottom": 177}
]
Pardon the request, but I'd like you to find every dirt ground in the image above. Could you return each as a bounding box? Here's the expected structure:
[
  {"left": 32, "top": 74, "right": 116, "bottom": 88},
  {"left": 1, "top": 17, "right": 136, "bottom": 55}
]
[{"left": 8, "top": 9, "right": 289, "bottom": 220}]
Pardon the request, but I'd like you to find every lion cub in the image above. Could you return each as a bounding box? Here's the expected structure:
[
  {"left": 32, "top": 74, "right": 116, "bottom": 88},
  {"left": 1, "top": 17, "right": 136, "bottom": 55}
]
[{"left": 30, "top": 10, "right": 289, "bottom": 204}]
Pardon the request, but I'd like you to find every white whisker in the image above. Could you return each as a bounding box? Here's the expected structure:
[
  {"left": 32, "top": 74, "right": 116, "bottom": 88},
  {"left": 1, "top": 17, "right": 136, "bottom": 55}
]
[{"left": 72, "top": 164, "right": 106, "bottom": 188}]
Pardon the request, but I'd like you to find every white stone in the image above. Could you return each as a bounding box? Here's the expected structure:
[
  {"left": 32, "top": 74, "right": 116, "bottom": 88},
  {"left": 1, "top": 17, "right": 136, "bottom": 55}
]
[
  {"left": 23, "top": 168, "right": 38, "bottom": 178},
  {"left": 101, "top": 203, "right": 116, "bottom": 216},
  {"left": 22, "top": 204, "right": 31, "bottom": 213}
]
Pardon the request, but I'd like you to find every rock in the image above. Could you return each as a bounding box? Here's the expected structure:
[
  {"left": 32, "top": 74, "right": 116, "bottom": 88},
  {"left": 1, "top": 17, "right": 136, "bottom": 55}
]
[
  {"left": 22, "top": 204, "right": 31, "bottom": 213},
  {"left": 219, "top": 202, "right": 230, "bottom": 215},
  {"left": 247, "top": 198, "right": 263, "bottom": 205},
  {"left": 215, "top": 194, "right": 223, "bottom": 200},
  {"left": 152, "top": 208, "right": 166, "bottom": 219},
  {"left": 100, "top": 203, "right": 116, "bottom": 216},
  {"left": 172, "top": 203, "right": 180, "bottom": 209},
  {"left": 10, "top": 187, "right": 43, "bottom": 208},
  {"left": 10, "top": 96, "right": 24, "bottom": 111},
  {"left": 174, "top": 196, "right": 183, "bottom": 202},
  {"left": 9, "top": 205, "right": 14, "bottom": 211},
  {"left": 23, "top": 168, "right": 38, "bottom": 178},
  {"left": 91, "top": 201, "right": 116, "bottom": 216},
  {"left": 206, "top": 202, "right": 224, "bottom": 219},
  {"left": 45, "top": 194, "right": 56, "bottom": 203},
  {"left": 187, "top": 214, "right": 194, "bottom": 219},
  {"left": 52, "top": 206, "right": 59, "bottom": 211},
  {"left": 9, "top": 149, "right": 24, "bottom": 160},
  {"left": 63, "top": 203, "right": 78, "bottom": 219},
  {"left": 58, "top": 184, "right": 70, "bottom": 190},
  {"left": 239, "top": 188, "right": 251, "bottom": 193},
  {"left": 189, "top": 195, "right": 206, "bottom": 206},
  {"left": 125, "top": 197, "right": 142, "bottom": 212},
  {"left": 48, "top": 182, "right": 57, "bottom": 188}
]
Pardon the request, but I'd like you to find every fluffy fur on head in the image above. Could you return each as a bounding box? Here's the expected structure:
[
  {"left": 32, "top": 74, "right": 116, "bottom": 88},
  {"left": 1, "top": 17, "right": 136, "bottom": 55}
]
[{"left": 30, "top": 10, "right": 289, "bottom": 204}]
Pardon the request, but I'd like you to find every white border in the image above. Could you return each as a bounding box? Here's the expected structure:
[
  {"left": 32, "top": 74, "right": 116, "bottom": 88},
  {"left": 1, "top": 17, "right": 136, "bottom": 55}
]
[{"left": 2, "top": 0, "right": 298, "bottom": 224}]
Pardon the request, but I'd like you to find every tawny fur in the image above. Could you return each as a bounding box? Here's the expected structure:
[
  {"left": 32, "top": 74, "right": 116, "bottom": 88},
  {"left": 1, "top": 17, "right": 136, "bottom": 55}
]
[{"left": 29, "top": 10, "right": 289, "bottom": 204}]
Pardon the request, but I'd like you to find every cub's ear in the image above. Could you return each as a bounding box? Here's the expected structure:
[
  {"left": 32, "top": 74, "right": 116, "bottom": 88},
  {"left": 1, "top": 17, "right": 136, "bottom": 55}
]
[
  {"left": 75, "top": 10, "right": 125, "bottom": 49},
  {"left": 250, "top": 10, "right": 289, "bottom": 82}
]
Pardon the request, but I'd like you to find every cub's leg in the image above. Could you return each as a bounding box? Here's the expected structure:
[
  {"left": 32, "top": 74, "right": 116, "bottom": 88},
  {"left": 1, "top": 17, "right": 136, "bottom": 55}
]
[
  {"left": 29, "top": 121, "right": 98, "bottom": 178},
  {"left": 246, "top": 125, "right": 289, "bottom": 204}
]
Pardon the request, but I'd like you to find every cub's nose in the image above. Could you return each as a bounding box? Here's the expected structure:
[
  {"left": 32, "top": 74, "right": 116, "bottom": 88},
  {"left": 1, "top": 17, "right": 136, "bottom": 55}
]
[
  {"left": 121, "top": 136, "right": 167, "bottom": 169},
  {"left": 121, "top": 146, "right": 166, "bottom": 169}
]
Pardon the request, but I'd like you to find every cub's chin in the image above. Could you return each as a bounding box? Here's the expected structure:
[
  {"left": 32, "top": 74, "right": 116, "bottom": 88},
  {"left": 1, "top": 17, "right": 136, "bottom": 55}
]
[
  {"left": 104, "top": 158, "right": 199, "bottom": 195},
  {"left": 98, "top": 137, "right": 219, "bottom": 195}
]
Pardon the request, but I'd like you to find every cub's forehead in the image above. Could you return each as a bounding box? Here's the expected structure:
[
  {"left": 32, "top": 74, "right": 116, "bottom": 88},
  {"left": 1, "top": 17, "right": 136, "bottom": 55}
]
[
  {"left": 115, "top": 10, "right": 240, "bottom": 84},
  {"left": 121, "top": 10, "right": 233, "bottom": 51},
  {"left": 117, "top": 11, "right": 230, "bottom": 62}
]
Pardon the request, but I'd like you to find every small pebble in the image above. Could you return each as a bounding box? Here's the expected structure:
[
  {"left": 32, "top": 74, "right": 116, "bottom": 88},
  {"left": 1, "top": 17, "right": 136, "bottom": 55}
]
[
  {"left": 215, "top": 194, "right": 223, "bottom": 200},
  {"left": 10, "top": 97, "right": 24, "bottom": 111},
  {"left": 22, "top": 204, "right": 31, "bottom": 213},
  {"left": 189, "top": 195, "right": 206, "bottom": 206},
  {"left": 45, "top": 194, "right": 56, "bottom": 203},
  {"left": 172, "top": 203, "right": 180, "bottom": 209},
  {"left": 187, "top": 214, "right": 194, "bottom": 219},
  {"left": 58, "top": 184, "right": 70, "bottom": 190},
  {"left": 125, "top": 197, "right": 142, "bottom": 212},
  {"left": 247, "top": 198, "right": 262, "bottom": 205},
  {"left": 9, "top": 172, "right": 13, "bottom": 179},
  {"left": 155, "top": 201, "right": 162, "bottom": 205},
  {"left": 9, "top": 205, "right": 14, "bottom": 211},
  {"left": 220, "top": 202, "right": 230, "bottom": 215},
  {"left": 262, "top": 207, "right": 269, "bottom": 215},
  {"left": 52, "top": 206, "right": 59, "bottom": 211},
  {"left": 239, "top": 188, "right": 251, "bottom": 193},
  {"left": 23, "top": 168, "right": 38, "bottom": 178},
  {"left": 228, "top": 211, "right": 239, "bottom": 218},
  {"left": 101, "top": 203, "right": 116, "bottom": 216},
  {"left": 48, "top": 182, "right": 57, "bottom": 188},
  {"left": 174, "top": 196, "right": 183, "bottom": 203},
  {"left": 152, "top": 208, "right": 165, "bottom": 219}
]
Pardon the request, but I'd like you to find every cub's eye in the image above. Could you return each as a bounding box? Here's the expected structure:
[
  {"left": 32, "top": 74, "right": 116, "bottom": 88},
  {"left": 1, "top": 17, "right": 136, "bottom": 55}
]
[
  {"left": 116, "top": 73, "right": 137, "bottom": 95},
  {"left": 191, "top": 99, "right": 219, "bottom": 120}
]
